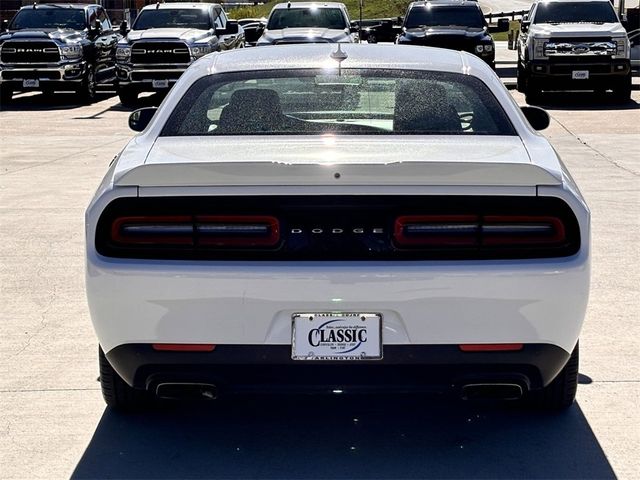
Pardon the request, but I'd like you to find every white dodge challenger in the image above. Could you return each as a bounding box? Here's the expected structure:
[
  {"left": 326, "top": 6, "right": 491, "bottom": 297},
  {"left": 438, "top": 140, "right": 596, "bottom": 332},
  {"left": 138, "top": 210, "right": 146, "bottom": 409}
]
[{"left": 86, "top": 44, "right": 590, "bottom": 410}]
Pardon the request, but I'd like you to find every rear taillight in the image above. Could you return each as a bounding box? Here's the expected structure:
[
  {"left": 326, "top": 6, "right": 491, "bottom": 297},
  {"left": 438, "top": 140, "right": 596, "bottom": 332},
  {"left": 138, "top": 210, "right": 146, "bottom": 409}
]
[
  {"left": 111, "top": 215, "right": 279, "bottom": 248},
  {"left": 394, "top": 215, "right": 566, "bottom": 249}
]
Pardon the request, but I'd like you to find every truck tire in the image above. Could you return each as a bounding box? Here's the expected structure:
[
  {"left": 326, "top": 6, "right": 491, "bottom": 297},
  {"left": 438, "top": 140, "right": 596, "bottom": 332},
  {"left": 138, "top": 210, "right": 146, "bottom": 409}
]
[
  {"left": 99, "top": 346, "right": 152, "bottom": 411},
  {"left": 0, "top": 85, "right": 13, "bottom": 105},
  {"left": 525, "top": 79, "right": 542, "bottom": 105},
  {"left": 78, "top": 65, "right": 97, "bottom": 104},
  {"left": 612, "top": 74, "right": 632, "bottom": 103},
  {"left": 118, "top": 85, "right": 139, "bottom": 108},
  {"left": 516, "top": 63, "right": 527, "bottom": 93},
  {"left": 527, "top": 342, "right": 579, "bottom": 410}
]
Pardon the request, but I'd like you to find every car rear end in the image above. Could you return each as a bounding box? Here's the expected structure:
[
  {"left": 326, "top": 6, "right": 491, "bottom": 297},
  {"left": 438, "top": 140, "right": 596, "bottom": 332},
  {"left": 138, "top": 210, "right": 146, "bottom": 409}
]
[{"left": 86, "top": 45, "right": 590, "bottom": 407}]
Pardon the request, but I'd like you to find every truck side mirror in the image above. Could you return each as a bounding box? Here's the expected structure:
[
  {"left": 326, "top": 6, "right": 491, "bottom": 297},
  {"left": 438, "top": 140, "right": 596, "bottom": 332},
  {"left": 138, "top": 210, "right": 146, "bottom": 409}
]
[
  {"left": 221, "top": 20, "right": 239, "bottom": 35},
  {"left": 119, "top": 20, "right": 128, "bottom": 36},
  {"left": 129, "top": 107, "right": 157, "bottom": 132},
  {"left": 521, "top": 106, "right": 549, "bottom": 131},
  {"left": 521, "top": 19, "right": 530, "bottom": 32},
  {"left": 497, "top": 18, "right": 509, "bottom": 32},
  {"left": 2, "top": 19, "right": 9, "bottom": 32}
]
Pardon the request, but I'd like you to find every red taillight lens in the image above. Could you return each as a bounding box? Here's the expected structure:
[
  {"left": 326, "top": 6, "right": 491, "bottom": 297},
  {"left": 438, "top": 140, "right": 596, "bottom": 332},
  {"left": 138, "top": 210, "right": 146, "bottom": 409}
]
[
  {"left": 196, "top": 216, "right": 279, "bottom": 247},
  {"left": 394, "top": 215, "right": 566, "bottom": 249},
  {"left": 152, "top": 344, "right": 216, "bottom": 352},
  {"left": 459, "top": 343, "right": 524, "bottom": 352},
  {"left": 111, "top": 216, "right": 194, "bottom": 245},
  {"left": 482, "top": 216, "right": 565, "bottom": 245},
  {"left": 394, "top": 215, "right": 479, "bottom": 247},
  {"left": 111, "top": 215, "right": 280, "bottom": 248}
]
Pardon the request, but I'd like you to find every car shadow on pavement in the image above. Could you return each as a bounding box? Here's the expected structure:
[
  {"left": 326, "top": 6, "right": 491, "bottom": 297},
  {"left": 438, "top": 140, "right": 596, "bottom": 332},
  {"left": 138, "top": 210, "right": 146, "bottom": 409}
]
[
  {"left": 0, "top": 90, "right": 117, "bottom": 111},
  {"left": 71, "top": 394, "right": 615, "bottom": 479},
  {"left": 528, "top": 91, "right": 640, "bottom": 111}
]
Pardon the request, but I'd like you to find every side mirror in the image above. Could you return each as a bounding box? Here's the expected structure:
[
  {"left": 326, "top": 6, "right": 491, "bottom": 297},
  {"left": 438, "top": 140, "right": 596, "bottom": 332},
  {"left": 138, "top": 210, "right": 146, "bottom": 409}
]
[
  {"left": 397, "top": 16, "right": 404, "bottom": 25},
  {"left": 497, "top": 18, "right": 509, "bottom": 32},
  {"left": 521, "top": 19, "right": 530, "bottom": 31},
  {"left": 119, "top": 20, "right": 128, "bottom": 36},
  {"left": 521, "top": 106, "right": 549, "bottom": 131},
  {"left": 350, "top": 25, "right": 359, "bottom": 33},
  {"left": 221, "top": 20, "right": 239, "bottom": 35},
  {"left": 129, "top": 107, "right": 157, "bottom": 132},
  {"left": 90, "top": 19, "right": 101, "bottom": 35},
  {"left": 2, "top": 19, "right": 9, "bottom": 32}
]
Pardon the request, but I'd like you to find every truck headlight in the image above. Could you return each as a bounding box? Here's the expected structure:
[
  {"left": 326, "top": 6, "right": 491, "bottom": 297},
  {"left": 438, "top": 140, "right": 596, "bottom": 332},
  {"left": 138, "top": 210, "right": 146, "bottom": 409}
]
[
  {"left": 190, "top": 45, "right": 212, "bottom": 58},
  {"left": 60, "top": 44, "right": 82, "bottom": 59},
  {"left": 614, "top": 37, "right": 628, "bottom": 58},
  {"left": 116, "top": 47, "right": 131, "bottom": 61},
  {"left": 533, "top": 38, "right": 547, "bottom": 59}
]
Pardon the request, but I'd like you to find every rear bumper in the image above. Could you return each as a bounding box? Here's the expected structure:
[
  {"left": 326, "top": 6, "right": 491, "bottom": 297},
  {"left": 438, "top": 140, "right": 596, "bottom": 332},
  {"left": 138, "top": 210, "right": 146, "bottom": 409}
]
[{"left": 106, "top": 343, "right": 571, "bottom": 394}]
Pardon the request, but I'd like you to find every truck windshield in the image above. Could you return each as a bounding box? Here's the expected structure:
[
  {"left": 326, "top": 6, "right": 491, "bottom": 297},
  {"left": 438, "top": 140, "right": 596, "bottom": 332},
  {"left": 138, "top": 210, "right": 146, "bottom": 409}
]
[
  {"left": 267, "top": 8, "right": 348, "bottom": 29},
  {"left": 405, "top": 6, "right": 485, "bottom": 29},
  {"left": 9, "top": 9, "right": 86, "bottom": 30},
  {"left": 533, "top": 2, "right": 618, "bottom": 24},
  {"left": 133, "top": 9, "right": 211, "bottom": 30}
]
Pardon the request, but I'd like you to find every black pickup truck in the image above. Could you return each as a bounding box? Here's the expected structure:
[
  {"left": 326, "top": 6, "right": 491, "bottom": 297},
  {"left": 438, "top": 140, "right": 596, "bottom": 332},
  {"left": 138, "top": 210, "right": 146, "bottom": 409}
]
[
  {"left": 0, "top": 3, "right": 120, "bottom": 104},
  {"left": 396, "top": 0, "right": 508, "bottom": 69}
]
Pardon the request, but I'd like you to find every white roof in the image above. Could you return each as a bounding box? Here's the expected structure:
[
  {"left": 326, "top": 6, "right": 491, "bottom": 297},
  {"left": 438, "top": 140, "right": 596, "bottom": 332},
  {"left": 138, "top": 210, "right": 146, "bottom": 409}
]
[
  {"left": 189, "top": 43, "right": 468, "bottom": 77},
  {"left": 271, "top": 2, "right": 347, "bottom": 9},
  {"left": 139, "top": 2, "right": 217, "bottom": 11}
]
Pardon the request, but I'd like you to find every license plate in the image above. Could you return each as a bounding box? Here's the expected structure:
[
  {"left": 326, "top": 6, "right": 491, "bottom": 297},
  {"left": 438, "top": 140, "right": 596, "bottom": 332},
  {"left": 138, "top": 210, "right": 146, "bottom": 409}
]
[
  {"left": 292, "top": 313, "right": 382, "bottom": 361},
  {"left": 23, "top": 79, "right": 39, "bottom": 88},
  {"left": 572, "top": 70, "right": 589, "bottom": 80},
  {"left": 152, "top": 79, "right": 169, "bottom": 89}
]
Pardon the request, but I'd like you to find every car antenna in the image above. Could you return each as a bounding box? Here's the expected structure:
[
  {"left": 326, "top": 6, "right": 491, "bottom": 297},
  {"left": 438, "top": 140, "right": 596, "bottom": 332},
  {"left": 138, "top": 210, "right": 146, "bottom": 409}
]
[
  {"left": 156, "top": 1, "right": 161, "bottom": 9},
  {"left": 287, "top": 1, "right": 291, "bottom": 9},
  {"left": 330, "top": 43, "right": 348, "bottom": 75},
  {"left": 32, "top": 2, "right": 37, "bottom": 9}
]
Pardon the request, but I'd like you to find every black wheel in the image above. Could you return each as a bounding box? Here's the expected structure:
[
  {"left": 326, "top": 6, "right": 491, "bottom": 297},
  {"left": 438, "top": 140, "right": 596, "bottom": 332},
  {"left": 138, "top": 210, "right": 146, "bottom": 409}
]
[
  {"left": 367, "top": 33, "right": 377, "bottom": 44},
  {"left": 0, "top": 85, "right": 13, "bottom": 105},
  {"left": 118, "top": 85, "right": 138, "bottom": 107},
  {"left": 527, "top": 342, "right": 579, "bottom": 410},
  {"left": 78, "top": 65, "right": 97, "bottom": 104},
  {"left": 99, "top": 346, "right": 152, "bottom": 411},
  {"left": 612, "top": 75, "right": 632, "bottom": 103},
  {"left": 525, "top": 79, "right": 542, "bottom": 105}
]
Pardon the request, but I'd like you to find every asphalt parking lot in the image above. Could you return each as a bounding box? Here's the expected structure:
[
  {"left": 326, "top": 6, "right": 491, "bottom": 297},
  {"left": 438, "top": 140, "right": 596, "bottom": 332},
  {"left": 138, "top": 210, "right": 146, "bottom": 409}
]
[{"left": 1, "top": 54, "right": 639, "bottom": 478}]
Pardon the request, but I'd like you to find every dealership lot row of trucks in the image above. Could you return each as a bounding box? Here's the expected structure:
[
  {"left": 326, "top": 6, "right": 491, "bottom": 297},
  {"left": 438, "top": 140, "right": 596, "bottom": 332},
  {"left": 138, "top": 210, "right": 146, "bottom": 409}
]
[{"left": 0, "top": 0, "right": 636, "bottom": 105}]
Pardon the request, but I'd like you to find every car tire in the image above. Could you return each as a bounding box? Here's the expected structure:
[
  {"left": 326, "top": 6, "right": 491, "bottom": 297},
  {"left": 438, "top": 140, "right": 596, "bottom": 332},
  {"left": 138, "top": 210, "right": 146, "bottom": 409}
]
[
  {"left": 527, "top": 342, "right": 579, "bottom": 410},
  {"left": 78, "top": 65, "right": 97, "bottom": 105},
  {"left": 0, "top": 85, "right": 13, "bottom": 105},
  {"left": 118, "top": 86, "right": 138, "bottom": 107},
  {"left": 612, "top": 74, "right": 632, "bottom": 103},
  {"left": 367, "top": 34, "right": 377, "bottom": 44},
  {"left": 99, "top": 346, "right": 152, "bottom": 411}
]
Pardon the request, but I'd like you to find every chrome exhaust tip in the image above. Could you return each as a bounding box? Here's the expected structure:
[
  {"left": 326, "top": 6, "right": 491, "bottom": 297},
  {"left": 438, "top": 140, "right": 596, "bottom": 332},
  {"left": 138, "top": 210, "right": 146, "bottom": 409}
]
[
  {"left": 461, "top": 383, "right": 524, "bottom": 401},
  {"left": 155, "top": 382, "right": 218, "bottom": 401}
]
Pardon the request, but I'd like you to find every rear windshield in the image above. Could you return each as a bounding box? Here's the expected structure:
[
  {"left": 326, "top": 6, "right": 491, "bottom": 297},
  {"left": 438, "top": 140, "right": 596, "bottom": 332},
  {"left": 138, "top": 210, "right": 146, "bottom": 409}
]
[
  {"left": 9, "top": 9, "right": 86, "bottom": 30},
  {"left": 162, "top": 69, "right": 516, "bottom": 137},
  {"left": 133, "top": 9, "right": 211, "bottom": 30},
  {"left": 405, "top": 6, "right": 485, "bottom": 29},
  {"left": 533, "top": 2, "right": 618, "bottom": 24},
  {"left": 267, "top": 8, "right": 348, "bottom": 29}
]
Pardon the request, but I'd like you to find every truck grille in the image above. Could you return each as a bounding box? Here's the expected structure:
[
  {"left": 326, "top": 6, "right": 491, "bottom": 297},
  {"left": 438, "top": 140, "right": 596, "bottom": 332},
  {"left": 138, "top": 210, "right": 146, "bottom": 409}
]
[
  {"left": 0, "top": 41, "right": 60, "bottom": 63},
  {"left": 544, "top": 39, "right": 615, "bottom": 57},
  {"left": 96, "top": 196, "right": 581, "bottom": 261},
  {"left": 131, "top": 41, "right": 190, "bottom": 64}
]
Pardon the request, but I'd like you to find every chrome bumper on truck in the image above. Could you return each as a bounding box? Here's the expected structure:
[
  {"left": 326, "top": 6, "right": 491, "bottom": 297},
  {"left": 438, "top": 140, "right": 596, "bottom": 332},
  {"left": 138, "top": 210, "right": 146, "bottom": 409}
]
[
  {"left": 116, "top": 63, "right": 190, "bottom": 89},
  {"left": 0, "top": 61, "right": 87, "bottom": 88}
]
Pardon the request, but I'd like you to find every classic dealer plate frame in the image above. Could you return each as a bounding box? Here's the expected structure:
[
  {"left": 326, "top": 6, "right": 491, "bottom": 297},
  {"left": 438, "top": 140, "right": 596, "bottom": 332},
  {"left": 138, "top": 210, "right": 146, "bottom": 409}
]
[{"left": 291, "top": 312, "right": 382, "bottom": 361}]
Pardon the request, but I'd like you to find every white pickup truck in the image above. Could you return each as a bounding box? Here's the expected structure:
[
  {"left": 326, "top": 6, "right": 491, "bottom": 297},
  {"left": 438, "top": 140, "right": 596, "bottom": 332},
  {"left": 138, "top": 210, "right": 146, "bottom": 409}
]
[{"left": 517, "top": 0, "right": 632, "bottom": 102}]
